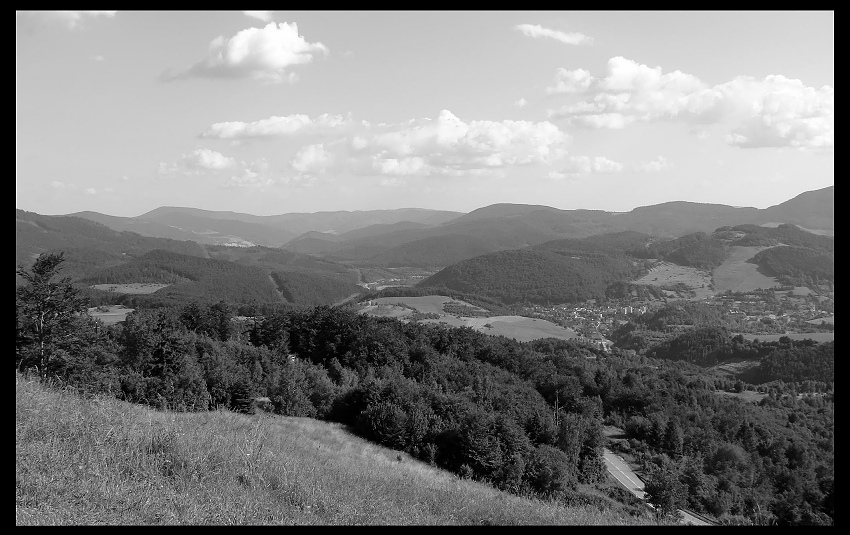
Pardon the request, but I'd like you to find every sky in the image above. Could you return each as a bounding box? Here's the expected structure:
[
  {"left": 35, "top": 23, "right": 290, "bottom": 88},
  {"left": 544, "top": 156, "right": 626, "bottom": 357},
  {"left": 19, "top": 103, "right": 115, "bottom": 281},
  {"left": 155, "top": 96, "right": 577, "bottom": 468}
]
[{"left": 16, "top": 10, "right": 834, "bottom": 217}]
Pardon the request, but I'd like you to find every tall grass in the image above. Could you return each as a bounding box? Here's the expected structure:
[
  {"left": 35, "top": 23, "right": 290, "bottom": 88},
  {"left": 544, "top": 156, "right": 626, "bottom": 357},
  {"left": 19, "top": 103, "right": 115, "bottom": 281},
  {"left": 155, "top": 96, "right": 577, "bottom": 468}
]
[{"left": 16, "top": 373, "right": 659, "bottom": 525}]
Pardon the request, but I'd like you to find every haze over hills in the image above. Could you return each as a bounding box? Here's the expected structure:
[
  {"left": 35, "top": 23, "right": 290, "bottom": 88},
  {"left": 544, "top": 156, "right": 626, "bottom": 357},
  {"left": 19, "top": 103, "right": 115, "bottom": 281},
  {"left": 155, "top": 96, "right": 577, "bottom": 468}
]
[{"left": 17, "top": 185, "right": 833, "bottom": 308}]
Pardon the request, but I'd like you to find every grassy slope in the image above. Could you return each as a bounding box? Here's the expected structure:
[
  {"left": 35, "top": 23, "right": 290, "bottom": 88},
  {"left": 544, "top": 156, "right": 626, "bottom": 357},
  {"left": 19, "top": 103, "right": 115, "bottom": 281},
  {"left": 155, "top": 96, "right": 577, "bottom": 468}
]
[{"left": 16, "top": 374, "right": 655, "bottom": 526}]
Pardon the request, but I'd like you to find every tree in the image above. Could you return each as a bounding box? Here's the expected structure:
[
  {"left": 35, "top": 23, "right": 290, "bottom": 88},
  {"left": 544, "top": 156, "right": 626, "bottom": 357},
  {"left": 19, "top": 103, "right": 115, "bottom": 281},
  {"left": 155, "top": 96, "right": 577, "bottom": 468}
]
[
  {"left": 644, "top": 467, "right": 686, "bottom": 520},
  {"left": 16, "top": 252, "right": 90, "bottom": 379}
]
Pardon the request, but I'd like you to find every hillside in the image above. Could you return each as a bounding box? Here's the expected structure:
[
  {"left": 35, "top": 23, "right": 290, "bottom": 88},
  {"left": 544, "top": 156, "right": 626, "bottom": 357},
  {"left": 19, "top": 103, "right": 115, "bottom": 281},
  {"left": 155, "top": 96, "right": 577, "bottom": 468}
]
[
  {"left": 420, "top": 249, "right": 640, "bottom": 305},
  {"left": 79, "top": 249, "right": 283, "bottom": 305},
  {"left": 16, "top": 209, "right": 208, "bottom": 281},
  {"left": 755, "top": 186, "right": 834, "bottom": 231},
  {"left": 16, "top": 374, "right": 646, "bottom": 525}
]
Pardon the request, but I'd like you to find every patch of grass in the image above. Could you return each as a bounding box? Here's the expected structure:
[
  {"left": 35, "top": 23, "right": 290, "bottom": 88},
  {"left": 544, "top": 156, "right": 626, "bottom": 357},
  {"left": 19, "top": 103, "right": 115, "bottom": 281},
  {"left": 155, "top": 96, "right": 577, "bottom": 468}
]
[{"left": 16, "top": 374, "right": 656, "bottom": 525}]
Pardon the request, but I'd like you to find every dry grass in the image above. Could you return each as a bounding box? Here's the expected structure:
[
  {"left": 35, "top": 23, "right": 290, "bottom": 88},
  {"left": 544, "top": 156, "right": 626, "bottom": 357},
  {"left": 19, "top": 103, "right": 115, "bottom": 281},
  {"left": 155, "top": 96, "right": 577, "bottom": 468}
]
[
  {"left": 16, "top": 374, "right": 655, "bottom": 526},
  {"left": 633, "top": 262, "right": 714, "bottom": 300},
  {"left": 87, "top": 305, "right": 135, "bottom": 326},
  {"left": 90, "top": 283, "right": 170, "bottom": 295},
  {"left": 712, "top": 246, "right": 782, "bottom": 293}
]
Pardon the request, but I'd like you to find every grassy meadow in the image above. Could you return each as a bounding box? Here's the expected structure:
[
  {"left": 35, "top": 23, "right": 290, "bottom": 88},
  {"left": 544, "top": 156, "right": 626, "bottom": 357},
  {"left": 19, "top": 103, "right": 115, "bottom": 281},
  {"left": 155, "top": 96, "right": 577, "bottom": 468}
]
[
  {"left": 16, "top": 373, "right": 656, "bottom": 526},
  {"left": 360, "top": 296, "right": 578, "bottom": 343},
  {"left": 711, "top": 246, "right": 781, "bottom": 293}
]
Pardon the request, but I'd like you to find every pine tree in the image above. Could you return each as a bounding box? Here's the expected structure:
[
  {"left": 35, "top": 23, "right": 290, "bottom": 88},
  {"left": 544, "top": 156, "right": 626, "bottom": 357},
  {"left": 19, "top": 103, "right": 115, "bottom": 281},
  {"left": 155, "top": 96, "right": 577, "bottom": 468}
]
[{"left": 16, "top": 252, "right": 89, "bottom": 379}]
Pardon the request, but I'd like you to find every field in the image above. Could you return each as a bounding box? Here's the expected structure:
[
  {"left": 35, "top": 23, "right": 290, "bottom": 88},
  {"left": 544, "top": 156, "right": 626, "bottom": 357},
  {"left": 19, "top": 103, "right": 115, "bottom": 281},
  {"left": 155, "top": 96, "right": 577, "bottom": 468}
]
[
  {"left": 90, "top": 283, "right": 170, "bottom": 294},
  {"left": 87, "top": 305, "right": 134, "bottom": 325},
  {"left": 360, "top": 296, "right": 578, "bottom": 343},
  {"left": 712, "top": 246, "right": 782, "bottom": 293},
  {"left": 734, "top": 332, "right": 834, "bottom": 343},
  {"left": 714, "top": 389, "right": 769, "bottom": 403},
  {"left": 807, "top": 316, "right": 834, "bottom": 325},
  {"left": 632, "top": 261, "right": 714, "bottom": 300},
  {"left": 16, "top": 373, "right": 651, "bottom": 526}
]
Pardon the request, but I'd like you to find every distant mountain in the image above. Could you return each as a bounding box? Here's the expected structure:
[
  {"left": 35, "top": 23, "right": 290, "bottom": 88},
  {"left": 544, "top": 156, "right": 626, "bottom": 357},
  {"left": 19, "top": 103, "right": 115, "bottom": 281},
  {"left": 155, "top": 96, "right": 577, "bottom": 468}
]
[
  {"left": 138, "top": 206, "right": 463, "bottom": 235},
  {"left": 71, "top": 207, "right": 463, "bottom": 248},
  {"left": 608, "top": 201, "right": 761, "bottom": 238},
  {"left": 419, "top": 248, "right": 639, "bottom": 305},
  {"left": 16, "top": 209, "right": 208, "bottom": 280},
  {"left": 336, "top": 220, "right": 431, "bottom": 241},
  {"left": 754, "top": 185, "right": 834, "bottom": 232}
]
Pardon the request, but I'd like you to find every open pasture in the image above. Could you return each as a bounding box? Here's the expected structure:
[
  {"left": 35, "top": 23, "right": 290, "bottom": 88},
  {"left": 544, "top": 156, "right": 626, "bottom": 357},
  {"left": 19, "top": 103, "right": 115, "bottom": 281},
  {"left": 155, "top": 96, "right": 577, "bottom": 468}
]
[
  {"left": 367, "top": 295, "right": 488, "bottom": 315},
  {"left": 87, "top": 305, "right": 134, "bottom": 325},
  {"left": 633, "top": 262, "right": 714, "bottom": 300},
  {"left": 712, "top": 246, "right": 782, "bottom": 293},
  {"left": 90, "top": 283, "right": 170, "bottom": 294},
  {"left": 362, "top": 296, "right": 578, "bottom": 342},
  {"left": 735, "top": 332, "right": 834, "bottom": 343}
]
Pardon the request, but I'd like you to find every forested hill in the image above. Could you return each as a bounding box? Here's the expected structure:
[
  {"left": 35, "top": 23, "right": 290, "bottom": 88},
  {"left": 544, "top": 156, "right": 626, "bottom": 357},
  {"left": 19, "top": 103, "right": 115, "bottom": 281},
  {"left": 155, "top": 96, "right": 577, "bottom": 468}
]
[
  {"left": 16, "top": 209, "right": 208, "bottom": 281},
  {"left": 419, "top": 249, "right": 640, "bottom": 305},
  {"left": 79, "top": 249, "right": 283, "bottom": 305}
]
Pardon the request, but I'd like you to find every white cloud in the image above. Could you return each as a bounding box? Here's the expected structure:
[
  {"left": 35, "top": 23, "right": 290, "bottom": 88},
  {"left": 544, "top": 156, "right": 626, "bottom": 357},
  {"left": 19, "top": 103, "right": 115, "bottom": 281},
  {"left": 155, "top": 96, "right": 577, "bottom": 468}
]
[
  {"left": 164, "top": 21, "right": 328, "bottom": 83},
  {"left": 158, "top": 149, "right": 237, "bottom": 178},
  {"left": 291, "top": 143, "right": 334, "bottom": 174},
  {"left": 91, "top": 55, "right": 105, "bottom": 62},
  {"left": 514, "top": 97, "right": 528, "bottom": 108},
  {"left": 198, "top": 109, "right": 570, "bottom": 181},
  {"left": 85, "top": 188, "right": 97, "bottom": 195},
  {"left": 224, "top": 159, "right": 275, "bottom": 188},
  {"left": 184, "top": 148, "right": 237, "bottom": 170},
  {"left": 51, "top": 181, "right": 71, "bottom": 189},
  {"left": 201, "top": 113, "right": 351, "bottom": 139},
  {"left": 549, "top": 155, "right": 623, "bottom": 177},
  {"left": 546, "top": 68, "right": 594, "bottom": 94},
  {"left": 353, "top": 109, "right": 569, "bottom": 177},
  {"left": 26, "top": 11, "right": 117, "bottom": 30},
  {"left": 636, "top": 156, "right": 672, "bottom": 172},
  {"left": 243, "top": 11, "right": 273, "bottom": 22},
  {"left": 120, "top": 175, "right": 130, "bottom": 181},
  {"left": 547, "top": 57, "right": 833, "bottom": 150},
  {"left": 515, "top": 24, "right": 592, "bottom": 45}
]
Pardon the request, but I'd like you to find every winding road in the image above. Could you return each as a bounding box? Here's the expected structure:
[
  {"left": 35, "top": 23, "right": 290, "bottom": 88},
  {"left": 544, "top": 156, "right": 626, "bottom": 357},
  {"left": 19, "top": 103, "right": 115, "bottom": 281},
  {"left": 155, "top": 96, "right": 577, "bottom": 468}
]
[{"left": 602, "top": 445, "right": 713, "bottom": 525}]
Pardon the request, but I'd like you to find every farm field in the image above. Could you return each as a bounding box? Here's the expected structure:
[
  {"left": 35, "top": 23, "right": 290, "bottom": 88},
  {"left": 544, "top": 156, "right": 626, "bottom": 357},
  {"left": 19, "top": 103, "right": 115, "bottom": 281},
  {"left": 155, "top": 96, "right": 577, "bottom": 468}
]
[
  {"left": 87, "top": 305, "right": 134, "bottom": 325},
  {"left": 632, "top": 261, "right": 714, "bottom": 300},
  {"left": 714, "top": 389, "right": 769, "bottom": 403},
  {"left": 90, "top": 283, "right": 170, "bottom": 294},
  {"left": 735, "top": 332, "right": 834, "bottom": 343},
  {"left": 360, "top": 296, "right": 578, "bottom": 342},
  {"left": 712, "top": 246, "right": 782, "bottom": 293}
]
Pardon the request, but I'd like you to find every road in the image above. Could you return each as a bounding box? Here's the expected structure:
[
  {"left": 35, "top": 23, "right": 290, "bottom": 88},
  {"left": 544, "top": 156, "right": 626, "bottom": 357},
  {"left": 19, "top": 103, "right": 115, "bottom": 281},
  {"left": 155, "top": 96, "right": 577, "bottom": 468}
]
[{"left": 602, "top": 448, "right": 712, "bottom": 526}]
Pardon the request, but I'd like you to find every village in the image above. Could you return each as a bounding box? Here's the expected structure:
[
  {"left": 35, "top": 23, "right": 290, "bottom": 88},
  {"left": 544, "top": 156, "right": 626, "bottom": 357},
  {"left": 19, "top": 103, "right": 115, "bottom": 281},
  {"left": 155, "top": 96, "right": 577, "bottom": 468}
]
[{"left": 518, "top": 285, "right": 834, "bottom": 352}]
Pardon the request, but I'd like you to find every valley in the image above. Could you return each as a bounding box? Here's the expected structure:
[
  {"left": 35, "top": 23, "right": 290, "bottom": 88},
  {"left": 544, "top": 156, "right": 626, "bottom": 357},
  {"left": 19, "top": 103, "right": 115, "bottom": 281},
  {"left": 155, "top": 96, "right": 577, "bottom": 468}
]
[{"left": 15, "top": 185, "right": 834, "bottom": 527}]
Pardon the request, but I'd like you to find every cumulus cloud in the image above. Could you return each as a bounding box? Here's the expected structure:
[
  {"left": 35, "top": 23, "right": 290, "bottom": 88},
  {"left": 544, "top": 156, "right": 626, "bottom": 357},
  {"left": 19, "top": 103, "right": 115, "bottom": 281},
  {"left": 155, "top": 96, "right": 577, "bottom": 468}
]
[
  {"left": 546, "top": 68, "right": 594, "bottom": 94},
  {"left": 24, "top": 10, "right": 117, "bottom": 30},
  {"left": 291, "top": 143, "right": 334, "bottom": 174},
  {"left": 636, "top": 156, "right": 672, "bottom": 172},
  {"left": 515, "top": 24, "right": 592, "bottom": 45},
  {"left": 514, "top": 97, "right": 528, "bottom": 108},
  {"left": 91, "top": 55, "right": 105, "bottom": 62},
  {"left": 198, "top": 109, "right": 570, "bottom": 181},
  {"left": 163, "top": 21, "right": 328, "bottom": 83},
  {"left": 351, "top": 109, "right": 569, "bottom": 177},
  {"left": 548, "top": 156, "right": 624, "bottom": 178},
  {"left": 547, "top": 56, "right": 833, "bottom": 150},
  {"left": 224, "top": 158, "right": 275, "bottom": 188},
  {"left": 158, "top": 149, "right": 237, "bottom": 177},
  {"left": 184, "top": 148, "right": 237, "bottom": 170},
  {"left": 85, "top": 188, "right": 98, "bottom": 195},
  {"left": 201, "top": 113, "right": 351, "bottom": 139},
  {"left": 243, "top": 11, "right": 273, "bottom": 22}
]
